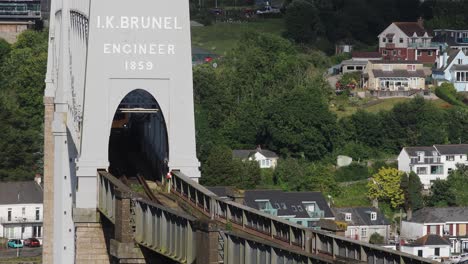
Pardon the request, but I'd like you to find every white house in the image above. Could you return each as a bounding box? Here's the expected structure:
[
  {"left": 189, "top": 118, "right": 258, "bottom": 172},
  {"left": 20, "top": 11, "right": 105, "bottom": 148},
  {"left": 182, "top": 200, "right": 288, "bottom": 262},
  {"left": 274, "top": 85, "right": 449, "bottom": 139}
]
[
  {"left": 0, "top": 179, "right": 43, "bottom": 242},
  {"left": 432, "top": 48, "right": 468, "bottom": 92},
  {"left": 401, "top": 207, "right": 468, "bottom": 254},
  {"left": 398, "top": 144, "right": 468, "bottom": 189},
  {"left": 400, "top": 234, "right": 451, "bottom": 260},
  {"left": 332, "top": 207, "right": 390, "bottom": 243},
  {"left": 232, "top": 147, "right": 279, "bottom": 169}
]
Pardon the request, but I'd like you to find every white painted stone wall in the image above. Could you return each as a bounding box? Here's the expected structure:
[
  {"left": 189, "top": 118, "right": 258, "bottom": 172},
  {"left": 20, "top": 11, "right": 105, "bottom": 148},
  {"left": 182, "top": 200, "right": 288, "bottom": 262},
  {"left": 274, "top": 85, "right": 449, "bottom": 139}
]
[{"left": 0, "top": 203, "right": 43, "bottom": 240}]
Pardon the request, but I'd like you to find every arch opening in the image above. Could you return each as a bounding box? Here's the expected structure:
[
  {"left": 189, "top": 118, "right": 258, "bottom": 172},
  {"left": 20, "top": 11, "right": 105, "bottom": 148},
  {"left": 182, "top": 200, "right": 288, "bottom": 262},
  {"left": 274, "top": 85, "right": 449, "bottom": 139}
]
[{"left": 108, "top": 89, "right": 168, "bottom": 182}]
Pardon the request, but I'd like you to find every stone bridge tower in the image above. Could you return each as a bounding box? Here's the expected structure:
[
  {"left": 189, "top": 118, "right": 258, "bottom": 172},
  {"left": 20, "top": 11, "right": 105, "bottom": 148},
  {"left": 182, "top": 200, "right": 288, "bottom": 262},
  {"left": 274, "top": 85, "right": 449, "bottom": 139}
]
[{"left": 43, "top": 0, "right": 200, "bottom": 262}]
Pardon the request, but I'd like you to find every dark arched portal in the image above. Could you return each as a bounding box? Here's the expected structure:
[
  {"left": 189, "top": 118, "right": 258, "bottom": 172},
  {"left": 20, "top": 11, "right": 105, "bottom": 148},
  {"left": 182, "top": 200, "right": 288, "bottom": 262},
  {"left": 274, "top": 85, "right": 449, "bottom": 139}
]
[{"left": 108, "top": 89, "right": 169, "bottom": 182}]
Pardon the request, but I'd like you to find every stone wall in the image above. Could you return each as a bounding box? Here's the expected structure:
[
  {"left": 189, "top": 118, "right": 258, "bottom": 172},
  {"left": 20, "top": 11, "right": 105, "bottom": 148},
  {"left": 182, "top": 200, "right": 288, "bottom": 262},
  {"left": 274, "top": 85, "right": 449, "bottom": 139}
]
[
  {"left": 75, "top": 223, "right": 110, "bottom": 264},
  {"left": 42, "top": 96, "right": 54, "bottom": 264}
]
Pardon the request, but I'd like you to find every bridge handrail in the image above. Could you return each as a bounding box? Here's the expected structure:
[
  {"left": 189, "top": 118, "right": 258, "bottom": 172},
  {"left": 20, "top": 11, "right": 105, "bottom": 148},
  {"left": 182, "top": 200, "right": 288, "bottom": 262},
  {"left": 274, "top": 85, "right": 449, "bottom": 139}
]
[
  {"left": 171, "top": 171, "right": 306, "bottom": 248},
  {"left": 170, "top": 171, "right": 434, "bottom": 263}
]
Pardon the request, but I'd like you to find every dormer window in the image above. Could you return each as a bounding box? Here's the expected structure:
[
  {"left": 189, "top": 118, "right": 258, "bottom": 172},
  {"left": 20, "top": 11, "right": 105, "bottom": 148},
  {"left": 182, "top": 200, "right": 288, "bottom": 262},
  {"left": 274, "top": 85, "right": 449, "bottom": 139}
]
[
  {"left": 371, "top": 212, "right": 377, "bottom": 221},
  {"left": 345, "top": 213, "right": 352, "bottom": 221}
]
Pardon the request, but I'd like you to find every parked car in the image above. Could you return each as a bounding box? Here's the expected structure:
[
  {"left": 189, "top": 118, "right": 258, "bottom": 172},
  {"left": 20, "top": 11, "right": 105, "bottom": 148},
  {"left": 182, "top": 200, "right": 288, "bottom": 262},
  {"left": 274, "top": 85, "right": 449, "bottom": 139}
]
[
  {"left": 7, "top": 239, "right": 23, "bottom": 248},
  {"left": 23, "top": 238, "right": 40, "bottom": 247},
  {"left": 460, "top": 253, "right": 468, "bottom": 262},
  {"left": 446, "top": 255, "right": 460, "bottom": 263},
  {"left": 427, "top": 256, "right": 442, "bottom": 262}
]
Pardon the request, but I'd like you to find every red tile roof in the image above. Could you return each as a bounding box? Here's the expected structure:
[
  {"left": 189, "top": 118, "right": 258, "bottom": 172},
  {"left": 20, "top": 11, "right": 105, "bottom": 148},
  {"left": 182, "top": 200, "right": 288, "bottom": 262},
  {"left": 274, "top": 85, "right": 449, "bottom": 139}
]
[
  {"left": 352, "top": 51, "right": 381, "bottom": 59},
  {"left": 394, "top": 22, "right": 431, "bottom": 37}
]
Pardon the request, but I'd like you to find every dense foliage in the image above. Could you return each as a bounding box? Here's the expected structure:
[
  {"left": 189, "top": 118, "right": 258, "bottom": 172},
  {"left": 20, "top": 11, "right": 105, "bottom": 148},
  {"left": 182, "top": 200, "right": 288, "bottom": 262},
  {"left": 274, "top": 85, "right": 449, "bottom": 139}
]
[{"left": 0, "top": 31, "right": 48, "bottom": 181}]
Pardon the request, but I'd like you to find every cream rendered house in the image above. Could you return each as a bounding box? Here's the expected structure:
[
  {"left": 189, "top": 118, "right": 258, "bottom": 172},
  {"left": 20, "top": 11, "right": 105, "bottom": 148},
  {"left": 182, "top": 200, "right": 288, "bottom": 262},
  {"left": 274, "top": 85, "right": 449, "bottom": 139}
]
[{"left": 362, "top": 60, "right": 426, "bottom": 95}]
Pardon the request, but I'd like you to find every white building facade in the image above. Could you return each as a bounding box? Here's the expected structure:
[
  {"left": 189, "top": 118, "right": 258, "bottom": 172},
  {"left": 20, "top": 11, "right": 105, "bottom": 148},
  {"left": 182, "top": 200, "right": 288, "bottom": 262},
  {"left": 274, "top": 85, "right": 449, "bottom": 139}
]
[
  {"left": 398, "top": 144, "right": 468, "bottom": 189},
  {"left": 0, "top": 181, "right": 43, "bottom": 242},
  {"left": 432, "top": 48, "right": 468, "bottom": 92},
  {"left": 401, "top": 207, "right": 468, "bottom": 254}
]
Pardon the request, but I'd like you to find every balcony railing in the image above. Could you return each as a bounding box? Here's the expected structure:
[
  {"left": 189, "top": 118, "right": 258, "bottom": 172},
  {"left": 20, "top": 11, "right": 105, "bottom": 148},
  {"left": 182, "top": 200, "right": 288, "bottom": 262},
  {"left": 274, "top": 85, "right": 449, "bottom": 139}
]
[
  {"left": 410, "top": 157, "right": 441, "bottom": 164},
  {"left": 307, "top": 210, "right": 325, "bottom": 219},
  {"left": 261, "top": 208, "right": 278, "bottom": 216},
  {"left": 0, "top": 217, "right": 43, "bottom": 224},
  {"left": 456, "top": 38, "right": 468, "bottom": 44},
  {"left": 408, "top": 42, "right": 440, "bottom": 49}
]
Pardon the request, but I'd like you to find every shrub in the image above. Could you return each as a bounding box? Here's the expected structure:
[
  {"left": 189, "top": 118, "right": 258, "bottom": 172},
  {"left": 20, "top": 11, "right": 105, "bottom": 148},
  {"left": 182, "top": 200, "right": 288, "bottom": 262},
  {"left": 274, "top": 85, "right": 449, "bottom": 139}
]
[
  {"left": 369, "top": 232, "right": 385, "bottom": 244},
  {"left": 335, "top": 163, "right": 370, "bottom": 182},
  {"left": 435, "top": 83, "right": 466, "bottom": 107}
]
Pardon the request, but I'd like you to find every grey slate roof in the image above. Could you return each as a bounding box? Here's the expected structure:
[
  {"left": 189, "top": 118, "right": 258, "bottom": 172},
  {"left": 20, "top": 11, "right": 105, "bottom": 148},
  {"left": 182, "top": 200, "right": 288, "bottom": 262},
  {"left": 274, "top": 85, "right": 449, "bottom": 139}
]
[
  {"left": 372, "top": 69, "right": 426, "bottom": 78},
  {"left": 404, "top": 146, "right": 438, "bottom": 157},
  {"left": 409, "top": 234, "right": 451, "bottom": 246},
  {"left": 207, "top": 186, "right": 231, "bottom": 198},
  {"left": 434, "top": 144, "right": 468, "bottom": 155},
  {"left": 232, "top": 149, "right": 279, "bottom": 159},
  {"left": 332, "top": 207, "right": 390, "bottom": 226},
  {"left": 370, "top": 60, "right": 421, "bottom": 65},
  {"left": 451, "top": 65, "right": 468, "bottom": 71},
  {"left": 410, "top": 207, "right": 468, "bottom": 223},
  {"left": 0, "top": 181, "right": 43, "bottom": 205},
  {"left": 243, "top": 190, "right": 334, "bottom": 219}
]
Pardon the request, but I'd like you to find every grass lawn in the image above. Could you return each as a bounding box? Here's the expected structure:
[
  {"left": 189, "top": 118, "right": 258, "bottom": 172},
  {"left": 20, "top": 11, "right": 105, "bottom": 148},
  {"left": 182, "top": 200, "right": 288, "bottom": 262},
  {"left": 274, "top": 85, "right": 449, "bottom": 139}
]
[
  {"left": 332, "top": 98, "right": 452, "bottom": 118},
  {"left": 332, "top": 180, "right": 372, "bottom": 207},
  {"left": 191, "top": 18, "right": 285, "bottom": 55}
]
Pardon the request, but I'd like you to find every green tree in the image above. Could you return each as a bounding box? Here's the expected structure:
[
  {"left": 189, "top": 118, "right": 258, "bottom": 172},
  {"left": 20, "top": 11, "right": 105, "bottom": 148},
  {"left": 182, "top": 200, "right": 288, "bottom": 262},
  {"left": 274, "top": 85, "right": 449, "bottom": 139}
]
[
  {"left": 400, "top": 171, "right": 423, "bottom": 218},
  {"left": 428, "top": 179, "right": 456, "bottom": 207},
  {"left": 284, "top": 0, "right": 320, "bottom": 43},
  {"left": 0, "top": 30, "right": 48, "bottom": 180},
  {"left": 367, "top": 168, "right": 405, "bottom": 209},
  {"left": 273, "top": 158, "right": 304, "bottom": 190},
  {"left": 201, "top": 145, "right": 242, "bottom": 186},
  {"left": 447, "top": 164, "right": 468, "bottom": 206},
  {"left": 0, "top": 38, "right": 10, "bottom": 63},
  {"left": 264, "top": 85, "right": 338, "bottom": 160}
]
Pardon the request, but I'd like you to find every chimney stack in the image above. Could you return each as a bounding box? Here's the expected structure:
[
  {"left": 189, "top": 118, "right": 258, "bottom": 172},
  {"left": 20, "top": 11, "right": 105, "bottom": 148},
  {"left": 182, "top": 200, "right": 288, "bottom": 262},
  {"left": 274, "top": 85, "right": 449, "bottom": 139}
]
[{"left": 417, "top": 17, "right": 424, "bottom": 28}]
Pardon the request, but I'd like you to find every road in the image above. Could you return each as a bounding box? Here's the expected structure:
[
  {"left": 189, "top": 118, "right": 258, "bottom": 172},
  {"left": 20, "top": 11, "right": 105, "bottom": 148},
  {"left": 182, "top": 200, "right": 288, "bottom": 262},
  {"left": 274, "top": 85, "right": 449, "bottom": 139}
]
[{"left": 0, "top": 247, "right": 42, "bottom": 259}]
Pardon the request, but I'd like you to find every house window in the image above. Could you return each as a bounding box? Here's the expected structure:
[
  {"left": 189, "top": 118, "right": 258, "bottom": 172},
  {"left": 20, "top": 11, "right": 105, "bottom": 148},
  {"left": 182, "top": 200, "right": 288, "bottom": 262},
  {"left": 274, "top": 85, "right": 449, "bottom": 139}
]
[
  {"left": 297, "top": 205, "right": 304, "bottom": 212},
  {"left": 417, "top": 50, "right": 422, "bottom": 56},
  {"left": 304, "top": 203, "right": 315, "bottom": 212},
  {"left": 345, "top": 213, "right": 352, "bottom": 221},
  {"left": 417, "top": 151, "right": 424, "bottom": 162},
  {"left": 392, "top": 50, "right": 397, "bottom": 56},
  {"left": 382, "top": 65, "right": 392, "bottom": 71},
  {"left": 418, "top": 250, "right": 423, "bottom": 257},
  {"left": 383, "top": 50, "right": 388, "bottom": 56},
  {"left": 431, "top": 165, "right": 443, "bottom": 175},
  {"left": 456, "top": 71, "right": 468, "bottom": 82},
  {"left": 382, "top": 38, "right": 386, "bottom": 43},
  {"left": 428, "top": 51, "right": 433, "bottom": 56},
  {"left": 7, "top": 208, "right": 12, "bottom": 221},
  {"left": 4, "top": 227, "right": 14, "bottom": 238},
  {"left": 36, "top": 208, "right": 40, "bottom": 221},
  {"left": 448, "top": 168, "right": 453, "bottom": 175},
  {"left": 292, "top": 205, "right": 297, "bottom": 212},
  {"left": 33, "top": 226, "right": 42, "bottom": 238},
  {"left": 22, "top": 207, "right": 25, "bottom": 215},
  {"left": 400, "top": 38, "right": 404, "bottom": 43},
  {"left": 447, "top": 155, "right": 455, "bottom": 161},
  {"left": 435, "top": 248, "right": 440, "bottom": 256},
  {"left": 417, "top": 167, "right": 428, "bottom": 174},
  {"left": 361, "top": 228, "right": 367, "bottom": 238},
  {"left": 458, "top": 59, "right": 463, "bottom": 64},
  {"left": 398, "top": 50, "right": 401, "bottom": 55},
  {"left": 356, "top": 66, "right": 363, "bottom": 70},
  {"left": 370, "top": 212, "right": 377, "bottom": 221},
  {"left": 388, "top": 38, "right": 393, "bottom": 43},
  {"left": 407, "top": 65, "right": 416, "bottom": 71},
  {"left": 347, "top": 66, "right": 355, "bottom": 70}
]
